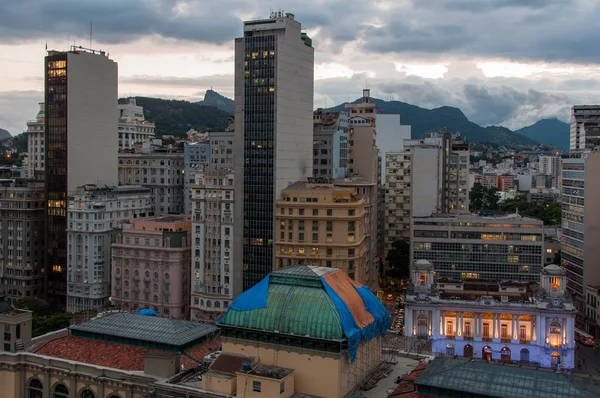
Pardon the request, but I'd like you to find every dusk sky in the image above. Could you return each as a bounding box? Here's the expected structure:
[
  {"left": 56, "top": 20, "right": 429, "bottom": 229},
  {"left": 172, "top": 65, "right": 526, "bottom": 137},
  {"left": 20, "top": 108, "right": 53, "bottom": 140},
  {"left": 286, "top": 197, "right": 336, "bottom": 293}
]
[{"left": 2, "top": 0, "right": 600, "bottom": 135}]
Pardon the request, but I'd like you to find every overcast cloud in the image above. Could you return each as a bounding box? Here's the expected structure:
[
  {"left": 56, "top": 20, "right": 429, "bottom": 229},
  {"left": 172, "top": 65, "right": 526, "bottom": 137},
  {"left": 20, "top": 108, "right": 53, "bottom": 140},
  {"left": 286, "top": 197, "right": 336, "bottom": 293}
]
[{"left": 1, "top": 0, "right": 600, "bottom": 135}]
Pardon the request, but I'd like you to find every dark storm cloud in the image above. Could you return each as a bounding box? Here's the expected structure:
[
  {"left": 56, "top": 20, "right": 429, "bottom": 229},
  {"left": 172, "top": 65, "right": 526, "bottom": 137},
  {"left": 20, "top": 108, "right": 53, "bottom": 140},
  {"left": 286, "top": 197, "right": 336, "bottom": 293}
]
[
  {"left": 0, "top": 0, "right": 242, "bottom": 44},
  {"left": 2, "top": 0, "right": 600, "bottom": 63}
]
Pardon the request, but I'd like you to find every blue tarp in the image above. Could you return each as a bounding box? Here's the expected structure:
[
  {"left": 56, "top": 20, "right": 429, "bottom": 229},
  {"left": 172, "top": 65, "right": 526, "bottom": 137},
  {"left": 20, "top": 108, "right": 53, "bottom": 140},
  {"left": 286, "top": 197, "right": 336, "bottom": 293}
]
[
  {"left": 354, "top": 285, "right": 391, "bottom": 337},
  {"left": 136, "top": 309, "right": 157, "bottom": 316},
  {"left": 228, "top": 274, "right": 270, "bottom": 311},
  {"left": 320, "top": 276, "right": 362, "bottom": 363}
]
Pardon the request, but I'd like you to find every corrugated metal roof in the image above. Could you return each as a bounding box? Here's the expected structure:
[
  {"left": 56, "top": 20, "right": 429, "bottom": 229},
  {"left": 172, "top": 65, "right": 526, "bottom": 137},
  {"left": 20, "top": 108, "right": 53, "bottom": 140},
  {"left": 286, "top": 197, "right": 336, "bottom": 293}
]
[
  {"left": 69, "top": 312, "right": 218, "bottom": 347},
  {"left": 221, "top": 281, "right": 344, "bottom": 340},
  {"left": 417, "top": 358, "right": 595, "bottom": 398}
]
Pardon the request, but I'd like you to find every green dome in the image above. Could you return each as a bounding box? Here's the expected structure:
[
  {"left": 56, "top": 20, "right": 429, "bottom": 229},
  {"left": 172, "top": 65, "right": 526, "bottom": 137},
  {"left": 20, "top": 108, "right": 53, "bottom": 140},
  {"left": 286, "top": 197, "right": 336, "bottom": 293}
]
[{"left": 220, "top": 266, "right": 345, "bottom": 340}]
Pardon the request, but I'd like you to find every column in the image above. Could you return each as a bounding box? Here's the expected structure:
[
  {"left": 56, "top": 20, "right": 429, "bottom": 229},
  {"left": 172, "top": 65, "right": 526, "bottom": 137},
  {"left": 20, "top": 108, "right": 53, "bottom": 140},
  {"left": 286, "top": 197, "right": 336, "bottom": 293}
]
[
  {"left": 441, "top": 311, "right": 446, "bottom": 337},
  {"left": 43, "top": 372, "right": 50, "bottom": 398},
  {"left": 530, "top": 315, "right": 535, "bottom": 342},
  {"left": 516, "top": 314, "right": 520, "bottom": 342},
  {"left": 456, "top": 311, "right": 461, "bottom": 337},
  {"left": 475, "top": 313, "right": 480, "bottom": 337}
]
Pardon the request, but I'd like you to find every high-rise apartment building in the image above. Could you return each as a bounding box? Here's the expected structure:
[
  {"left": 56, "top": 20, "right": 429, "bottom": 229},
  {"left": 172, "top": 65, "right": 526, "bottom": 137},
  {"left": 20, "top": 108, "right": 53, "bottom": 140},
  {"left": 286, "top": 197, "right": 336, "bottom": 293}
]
[
  {"left": 183, "top": 141, "right": 211, "bottom": 215},
  {"left": 0, "top": 180, "right": 45, "bottom": 302},
  {"left": 570, "top": 106, "right": 600, "bottom": 153},
  {"left": 117, "top": 98, "right": 155, "bottom": 151},
  {"left": 111, "top": 215, "right": 192, "bottom": 318},
  {"left": 234, "top": 12, "right": 314, "bottom": 290},
  {"left": 66, "top": 185, "right": 152, "bottom": 313},
  {"left": 345, "top": 90, "right": 378, "bottom": 183},
  {"left": 539, "top": 155, "right": 562, "bottom": 188},
  {"left": 190, "top": 168, "right": 235, "bottom": 322},
  {"left": 25, "top": 103, "right": 45, "bottom": 180},
  {"left": 118, "top": 147, "right": 184, "bottom": 215},
  {"left": 312, "top": 110, "right": 349, "bottom": 178},
  {"left": 383, "top": 134, "right": 469, "bottom": 254},
  {"left": 274, "top": 180, "right": 369, "bottom": 283},
  {"left": 209, "top": 131, "right": 235, "bottom": 169},
  {"left": 411, "top": 214, "right": 544, "bottom": 282},
  {"left": 44, "top": 47, "right": 118, "bottom": 310},
  {"left": 561, "top": 153, "right": 600, "bottom": 301}
]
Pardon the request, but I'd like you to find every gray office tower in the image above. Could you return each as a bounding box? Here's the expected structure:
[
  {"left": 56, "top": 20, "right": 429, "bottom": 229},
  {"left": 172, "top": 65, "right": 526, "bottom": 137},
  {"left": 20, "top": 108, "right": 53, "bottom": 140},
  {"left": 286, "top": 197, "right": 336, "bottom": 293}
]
[{"left": 233, "top": 12, "right": 314, "bottom": 291}]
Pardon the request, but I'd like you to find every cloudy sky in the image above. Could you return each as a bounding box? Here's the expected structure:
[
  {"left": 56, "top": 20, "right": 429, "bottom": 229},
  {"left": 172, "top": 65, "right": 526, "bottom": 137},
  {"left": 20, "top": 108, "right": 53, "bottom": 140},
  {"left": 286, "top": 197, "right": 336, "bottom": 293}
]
[{"left": 2, "top": 0, "right": 600, "bottom": 135}]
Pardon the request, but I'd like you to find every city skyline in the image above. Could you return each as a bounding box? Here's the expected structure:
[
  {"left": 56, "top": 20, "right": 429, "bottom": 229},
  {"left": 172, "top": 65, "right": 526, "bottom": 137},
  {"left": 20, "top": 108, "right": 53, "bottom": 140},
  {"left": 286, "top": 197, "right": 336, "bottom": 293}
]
[{"left": 2, "top": 0, "right": 600, "bottom": 136}]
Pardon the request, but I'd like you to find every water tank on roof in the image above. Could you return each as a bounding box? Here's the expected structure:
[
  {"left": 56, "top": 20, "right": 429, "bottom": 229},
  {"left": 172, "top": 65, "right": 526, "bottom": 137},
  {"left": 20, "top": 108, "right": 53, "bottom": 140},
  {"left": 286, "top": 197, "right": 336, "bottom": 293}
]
[{"left": 241, "top": 362, "right": 251, "bottom": 372}]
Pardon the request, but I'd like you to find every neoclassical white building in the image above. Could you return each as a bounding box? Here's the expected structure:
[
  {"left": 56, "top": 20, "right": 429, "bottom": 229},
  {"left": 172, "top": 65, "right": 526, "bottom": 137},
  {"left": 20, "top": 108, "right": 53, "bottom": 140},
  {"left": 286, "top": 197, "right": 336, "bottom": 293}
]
[{"left": 404, "top": 260, "right": 576, "bottom": 369}]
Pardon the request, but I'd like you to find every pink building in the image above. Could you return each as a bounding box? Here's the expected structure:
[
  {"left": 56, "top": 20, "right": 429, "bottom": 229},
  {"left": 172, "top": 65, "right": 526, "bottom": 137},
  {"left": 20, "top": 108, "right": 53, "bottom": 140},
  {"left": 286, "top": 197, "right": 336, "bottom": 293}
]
[{"left": 111, "top": 215, "right": 192, "bottom": 319}]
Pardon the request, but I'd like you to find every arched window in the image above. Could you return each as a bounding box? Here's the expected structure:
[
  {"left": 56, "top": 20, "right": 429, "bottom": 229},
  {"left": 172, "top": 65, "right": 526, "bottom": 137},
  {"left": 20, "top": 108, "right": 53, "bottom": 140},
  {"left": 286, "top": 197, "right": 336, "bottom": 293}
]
[
  {"left": 520, "top": 348, "right": 529, "bottom": 362},
  {"left": 79, "top": 389, "right": 95, "bottom": 398},
  {"left": 549, "top": 322, "right": 561, "bottom": 347},
  {"left": 153, "top": 284, "right": 158, "bottom": 291},
  {"left": 445, "top": 344, "right": 455, "bottom": 356},
  {"left": 134, "top": 270, "right": 139, "bottom": 277},
  {"left": 207, "top": 300, "right": 212, "bottom": 308},
  {"left": 153, "top": 295, "right": 158, "bottom": 303},
  {"left": 201, "top": 299, "right": 204, "bottom": 306},
  {"left": 164, "top": 272, "right": 169, "bottom": 280},
  {"left": 153, "top": 272, "right": 158, "bottom": 279},
  {"left": 124, "top": 269, "right": 129, "bottom": 277},
  {"left": 215, "top": 301, "right": 221, "bottom": 308},
  {"left": 54, "top": 383, "right": 69, "bottom": 398},
  {"left": 28, "top": 378, "right": 43, "bottom": 398},
  {"left": 145, "top": 271, "right": 150, "bottom": 278}
]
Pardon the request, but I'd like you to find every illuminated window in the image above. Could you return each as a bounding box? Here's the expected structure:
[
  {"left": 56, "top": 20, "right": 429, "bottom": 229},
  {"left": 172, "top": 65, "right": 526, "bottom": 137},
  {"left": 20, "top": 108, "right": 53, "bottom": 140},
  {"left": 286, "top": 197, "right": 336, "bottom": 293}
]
[
  {"left": 52, "top": 265, "right": 62, "bottom": 272},
  {"left": 312, "top": 247, "right": 319, "bottom": 256},
  {"left": 550, "top": 277, "right": 560, "bottom": 290},
  {"left": 507, "top": 255, "right": 519, "bottom": 263},
  {"left": 549, "top": 322, "right": 561, "bottom": 347},
  {"left": 298, "top": 248, "right": 305, "bottom": 255},
  {"left": 347, "top": 233, "right": 355, "bottom": 243}
]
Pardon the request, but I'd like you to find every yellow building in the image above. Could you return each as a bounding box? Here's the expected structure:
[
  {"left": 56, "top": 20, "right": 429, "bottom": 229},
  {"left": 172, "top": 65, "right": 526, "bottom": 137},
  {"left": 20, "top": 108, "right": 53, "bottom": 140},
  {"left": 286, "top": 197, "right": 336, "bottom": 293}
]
[{"left": 275, "top": 180, "right": 368, "bottom": 283}]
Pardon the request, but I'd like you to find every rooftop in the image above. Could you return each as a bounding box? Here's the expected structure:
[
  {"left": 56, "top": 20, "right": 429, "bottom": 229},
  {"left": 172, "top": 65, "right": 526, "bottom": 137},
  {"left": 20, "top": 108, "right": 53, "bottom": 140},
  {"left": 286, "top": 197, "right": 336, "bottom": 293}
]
[
  {"left": 154, "top": 216, "right": 188, "bottom": 223},
  {"left": 413, "top": 213, "right": 543, "bottom": 224},
  {"left": 69, "top": 312, "right": 218, "bottom": 350},
  {"left": 245, "top": 363, "right": 294, "bottom": 380},
  {"left": 416, "top": 357, "right": 600, "bottom": 398},
  {"left": 35, "top": 335, "right": 221, "bottom": 371},
  {"left": 209, "top": 352, "right": 256, "bottom": 375}
]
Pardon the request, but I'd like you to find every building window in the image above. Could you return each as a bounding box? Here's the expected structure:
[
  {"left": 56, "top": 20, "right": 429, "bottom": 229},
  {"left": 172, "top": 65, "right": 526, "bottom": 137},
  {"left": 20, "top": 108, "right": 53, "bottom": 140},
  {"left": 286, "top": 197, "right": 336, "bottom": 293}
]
[
  {"left": 326, "top": 221, "right": 333, "bottom": 231},
  {"left": 312, "top": 233, "right": 318, "bottom": 241},
  {"left": 446, "top": 321, "right": 453, "bottom": 336},
  {"left": 348, "top": 209, "right": 355, "bottom": 216},
  {"left": 252, "top": 381, "right": 261, "bottom": 392},
  {"left": 54, "top": 384, "right": 69, "bottom": 398},
  {"left": 280, "top": 382, "right": 285, "bottom": 394},
  {"left": 313, "top": 209, "right": 318, "bottom": 216},
  {"left": 299, "top": 208, "right": 304, "bottom": 215},
  {"left": 446, "top": 344, "right": 455, "bottom": 356},
  {"left": 520, "top": 348, "right": 529, "bottom": 362},
  {"left": 28, "top": 378, "right": 43, "bottom": 398},
  {"left": 327, "top": 209, "right": 332, "bottom": 216},
  {"left": 549, "top": 322, "right": 561, "bottom": 347}
]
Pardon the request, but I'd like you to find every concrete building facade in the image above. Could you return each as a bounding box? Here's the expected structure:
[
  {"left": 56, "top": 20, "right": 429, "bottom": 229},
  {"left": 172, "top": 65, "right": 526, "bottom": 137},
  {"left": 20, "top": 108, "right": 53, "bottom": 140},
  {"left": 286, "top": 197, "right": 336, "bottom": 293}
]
[
  {"left": 561, "top": 153, "right": 600, "bottom": 303},
  {"left": 384, "top": 134, "right": 469, "bottom": 254},
  {"left": 183, "top": 141, "right": 211, "bottom": 215},
  {"left": 118, "top": 148, "right": 184, "bottom": 215},
  {"left": 312, "top": 110, "right": 349, "bottom": 178},
  {"left": 191, "top": 168, "right": 236, "bottom": 323},
  {"left": 44, "top": 47, "right": 118, "bottom": 310},
  {"left": 66, "top": 184, "right": 152, "bottom": 313},
  {"left": 0, "top": 180, "right": 45, "bottom": 302},
  {"left": 234, "top": 12, "right": 314, "bottom": 291},
  {"left": 275, "top": 180, "right": 368, "bottom": 283},
  {"left": 117, "top": 98, "right": 155, "bottom": 151},
  {"left": 111, "top": 215, "right": 192, "bottom": 319},
  {"left": 539, "top": 155, "right": 562, "bottom": 189},
  {"left": 411, "top": 214, "right": 544, "bottom": 282},
  {"left": 570, "top": 105, "right": 600, "bottom": 153},
  {"left": 25, "top": 103, "right": 45, "bottom": 180},
  {"left": 404, "top": 260, "right": 576, "bottom": 370}
]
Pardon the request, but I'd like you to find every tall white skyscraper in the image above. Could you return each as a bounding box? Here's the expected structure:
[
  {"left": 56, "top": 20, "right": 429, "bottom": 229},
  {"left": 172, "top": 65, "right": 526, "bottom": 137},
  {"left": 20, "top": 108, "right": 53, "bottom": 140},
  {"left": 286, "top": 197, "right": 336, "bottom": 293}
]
[
  {"left": 570, "top": 105, "right": 600, "bottom": 153},
  {"left": 234, "top": 12, "right": 314, "bottom": 291}
]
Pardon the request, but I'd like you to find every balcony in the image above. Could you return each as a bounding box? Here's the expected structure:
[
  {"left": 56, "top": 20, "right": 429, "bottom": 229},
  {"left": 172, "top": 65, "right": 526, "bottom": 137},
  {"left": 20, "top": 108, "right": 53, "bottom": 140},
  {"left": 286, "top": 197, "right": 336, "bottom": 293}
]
[
  {"left": 445, "top": 334, "right": 456, "bottom": 340},
  {"left": 482, "top": 336, "right": 492, "bottom": 342},
  {"left": 463, "top": 335, "right": 474, "bottom": 341},
  {"left": 501, "top": 337, "right": 512, "bottom": 343},
  {"left": 520, "top": 339, "right": 530, "bottom": 344}
]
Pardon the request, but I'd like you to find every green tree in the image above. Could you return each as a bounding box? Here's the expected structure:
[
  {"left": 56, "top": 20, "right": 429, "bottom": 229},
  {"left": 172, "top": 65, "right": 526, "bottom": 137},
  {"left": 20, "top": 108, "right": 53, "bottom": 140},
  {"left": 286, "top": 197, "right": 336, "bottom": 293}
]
[
  {"left": 484, "top": 187, "right": 501, "bottom": 210},
  {"left": 386, "top": 239, "right": 410, "bottom": 278},
  {"left": 14, "top": 297, "right": 73, "bottom": 337},
  {"left": 500, "top": 195, "right": 561, "bottom": 225},
  {"left": 469, "top": 183, "right": 485, "bottom": 210},
  {"left": 14, "top": 297, "right": 51, "bottom": 317}
]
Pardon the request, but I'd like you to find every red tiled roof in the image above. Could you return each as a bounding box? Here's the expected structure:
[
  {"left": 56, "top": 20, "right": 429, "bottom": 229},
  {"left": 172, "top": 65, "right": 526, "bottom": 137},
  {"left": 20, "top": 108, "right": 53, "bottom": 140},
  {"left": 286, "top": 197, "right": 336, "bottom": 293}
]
[
  {"left": 401, "top": 369, "right": 425, "bottom": 382},
  {"left": 209, "top": 352, "right": 256, "bottom": 375},
  {"left": 390, "top": 383, "right": 416, "bottom": 395},
  {"left": 35, "top": 335, "right": 221, "bottom": 371}
]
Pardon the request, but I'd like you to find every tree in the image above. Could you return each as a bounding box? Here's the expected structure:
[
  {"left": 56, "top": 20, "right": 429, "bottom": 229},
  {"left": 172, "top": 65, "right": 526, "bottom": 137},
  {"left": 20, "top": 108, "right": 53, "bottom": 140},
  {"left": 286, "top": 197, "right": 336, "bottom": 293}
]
[
  {"left": 469, "top": 183, "right": 500, "bottom": 211},
  {"left": 485, "top": 187, "right": 501, "bottom": 210},
  {"left": 14, "top": 297, "right": 73, "bottom": 337},
  {"left": 469, "top": 183, "right": 485, "bottom": 210},
  {"left": 500, "top": 195, "right": 561, "bottom": 225},
  {"left": 386, "top": 239, "right": 410, "bottom": 278},
  {"left": 14, "top": 297, "right": 51, "bottom": 317}
]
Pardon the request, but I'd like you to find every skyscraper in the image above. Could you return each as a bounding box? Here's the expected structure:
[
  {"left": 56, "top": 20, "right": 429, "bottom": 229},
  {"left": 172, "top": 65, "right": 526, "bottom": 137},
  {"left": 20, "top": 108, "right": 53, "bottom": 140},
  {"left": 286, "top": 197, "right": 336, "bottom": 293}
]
[
  {"left": 44, "top": 47, "right": 118, "bottom": 310},
  {"left": 570, "top": 105, "right": 600, "bottom": 153},
  {"left": 234, "top": 12, "right": 314, "bottom": 291}
]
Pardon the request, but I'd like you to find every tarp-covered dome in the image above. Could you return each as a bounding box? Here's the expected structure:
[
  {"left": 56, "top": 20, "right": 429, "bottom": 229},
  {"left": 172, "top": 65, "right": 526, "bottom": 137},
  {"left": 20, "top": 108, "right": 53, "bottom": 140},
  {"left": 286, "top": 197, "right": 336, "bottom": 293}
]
[{"left": 219, "top": 265, "right": 390, "bottom": 363}]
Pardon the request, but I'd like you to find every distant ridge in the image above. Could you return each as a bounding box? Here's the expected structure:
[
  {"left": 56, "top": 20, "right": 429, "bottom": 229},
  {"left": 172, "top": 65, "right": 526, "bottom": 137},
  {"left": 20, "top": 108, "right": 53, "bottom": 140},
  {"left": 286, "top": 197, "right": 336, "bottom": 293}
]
[
  {"left": 0, "top": 128, "right": 11, "bottom": 140},
  {"left": 514, "top": 118, "right": 569, "bottom": 150},
  {"left": 195, "top": 89, "right": 234, "bottom": 114}
]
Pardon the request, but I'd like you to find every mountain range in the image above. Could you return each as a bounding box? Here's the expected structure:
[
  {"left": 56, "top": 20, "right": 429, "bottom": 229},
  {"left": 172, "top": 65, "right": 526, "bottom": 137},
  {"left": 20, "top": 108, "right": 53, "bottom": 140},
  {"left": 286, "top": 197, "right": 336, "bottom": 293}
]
[
  {"left": 0, "top": 128, "right": 11, "bottom": 140},
  {"left": 129, "top": 90, "right": 569, "bottom": 148}
]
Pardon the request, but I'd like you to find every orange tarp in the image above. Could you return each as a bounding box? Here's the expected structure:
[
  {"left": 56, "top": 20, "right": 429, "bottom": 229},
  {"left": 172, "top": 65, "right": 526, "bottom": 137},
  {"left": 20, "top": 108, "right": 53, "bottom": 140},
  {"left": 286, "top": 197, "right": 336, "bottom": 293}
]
[{"left": 322, "top": 270, "right": 374, "bottom": 328}]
